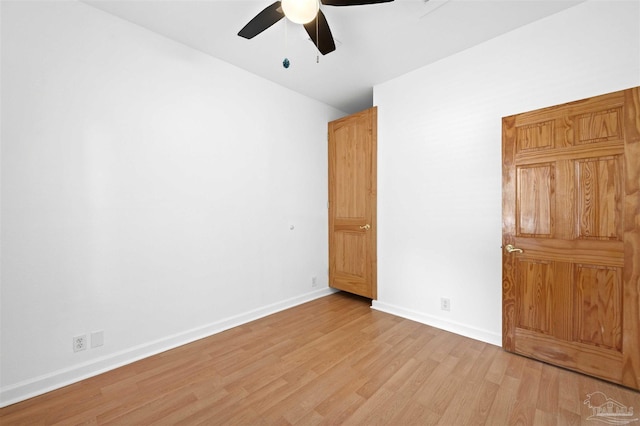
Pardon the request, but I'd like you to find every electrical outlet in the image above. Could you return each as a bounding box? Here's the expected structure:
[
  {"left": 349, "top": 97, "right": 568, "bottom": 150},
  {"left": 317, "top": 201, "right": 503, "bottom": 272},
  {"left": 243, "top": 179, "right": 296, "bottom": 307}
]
[
  {"left": 441, "top": 298, "right": 451, "bottom": 312},
  {"left": 73, "top": 334, "right": 87, "bottom": 352},
  {"left": 311, "top": 276, "right": 318, "bottom": 287}
]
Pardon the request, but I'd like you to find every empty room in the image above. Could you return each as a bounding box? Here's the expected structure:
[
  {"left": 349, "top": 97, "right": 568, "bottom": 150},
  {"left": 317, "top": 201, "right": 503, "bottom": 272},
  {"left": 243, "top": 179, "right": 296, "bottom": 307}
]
[{"left": 1, "top": 0, "right": 639, "bottom": 424}]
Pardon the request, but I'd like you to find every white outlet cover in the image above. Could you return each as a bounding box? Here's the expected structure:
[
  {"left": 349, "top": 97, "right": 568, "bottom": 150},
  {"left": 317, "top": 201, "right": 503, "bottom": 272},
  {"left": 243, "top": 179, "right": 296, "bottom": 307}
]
[
  {"left": 441, "top": 298, "right": 451, "bottom": 311},
  {"left": 73, "top": 335, "right": 87, "bottom": 352}
]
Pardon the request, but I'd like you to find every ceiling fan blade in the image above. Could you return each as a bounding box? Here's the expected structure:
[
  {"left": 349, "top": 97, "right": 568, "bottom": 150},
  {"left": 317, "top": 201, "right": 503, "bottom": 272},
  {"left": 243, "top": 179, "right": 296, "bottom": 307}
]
[
  {"left": 304, "top": 10, "right": 336, "bottom": 55},
  {"left": 320, "top": 0, "right": 394, "bottom": 5},
  {"left": 238, "top": 1, "right": 285, "bottom": 39}
]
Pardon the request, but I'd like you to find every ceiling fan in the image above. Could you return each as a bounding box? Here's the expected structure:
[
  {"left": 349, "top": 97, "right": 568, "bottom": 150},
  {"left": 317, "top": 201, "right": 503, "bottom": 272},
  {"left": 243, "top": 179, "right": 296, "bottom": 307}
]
[{"left": 238, "top": 0, "right": 394, "bottom": 56}]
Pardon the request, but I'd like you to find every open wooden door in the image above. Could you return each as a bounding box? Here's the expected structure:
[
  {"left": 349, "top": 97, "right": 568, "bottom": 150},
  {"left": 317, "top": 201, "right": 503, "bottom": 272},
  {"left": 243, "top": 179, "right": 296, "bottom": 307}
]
[
  {"left": 328, "top": 107, "right": 377, "bottom": 299},
  {"left": 502, "top": 87, "right": 640, "bottom": 390}
]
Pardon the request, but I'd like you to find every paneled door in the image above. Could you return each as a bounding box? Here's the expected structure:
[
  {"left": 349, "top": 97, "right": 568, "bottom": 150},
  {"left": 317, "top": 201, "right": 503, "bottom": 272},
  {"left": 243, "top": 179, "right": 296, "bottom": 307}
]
[
  {"left": 328, "top": 107, "right": 377, "bottom": 299},
  {"left": 502, "top": 87, "right": 640, "bottom": 390}
]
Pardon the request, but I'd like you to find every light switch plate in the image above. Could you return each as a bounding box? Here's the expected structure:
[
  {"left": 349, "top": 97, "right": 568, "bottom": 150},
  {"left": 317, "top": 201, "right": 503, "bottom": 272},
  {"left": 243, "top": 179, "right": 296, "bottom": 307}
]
[{"left": 91, "top": 330, "right": 104, "bottom": 348}]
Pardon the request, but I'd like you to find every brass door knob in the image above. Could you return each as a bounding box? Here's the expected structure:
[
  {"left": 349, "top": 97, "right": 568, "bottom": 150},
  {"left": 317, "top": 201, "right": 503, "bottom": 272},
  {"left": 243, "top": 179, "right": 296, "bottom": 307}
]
[{"left": 505, "top": 244, "right": 523, "bottom": 253}]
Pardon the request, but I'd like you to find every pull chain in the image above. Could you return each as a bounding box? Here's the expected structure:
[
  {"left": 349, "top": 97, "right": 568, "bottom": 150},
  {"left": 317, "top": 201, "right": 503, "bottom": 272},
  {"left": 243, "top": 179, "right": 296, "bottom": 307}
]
[
  {"left": 316, "top": 14, "right": 320, "bottom": 64},
  {"left": 283, "top": 18, "right": 290, "bottom": 68}
]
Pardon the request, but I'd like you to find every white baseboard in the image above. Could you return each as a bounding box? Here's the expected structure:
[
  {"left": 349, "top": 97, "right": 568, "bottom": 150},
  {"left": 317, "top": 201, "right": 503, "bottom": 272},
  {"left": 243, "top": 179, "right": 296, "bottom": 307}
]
[
  {"left": 371, "top": 300, "right": 502, "bottom": 347},
  {"left": 0, "top": 287, "right": 338, "bottom": 408}
]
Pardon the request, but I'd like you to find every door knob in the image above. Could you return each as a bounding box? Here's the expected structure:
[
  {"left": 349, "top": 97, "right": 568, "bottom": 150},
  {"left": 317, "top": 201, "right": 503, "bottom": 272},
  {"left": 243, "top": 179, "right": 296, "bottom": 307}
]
[
  {"left": 505, "top": 244, "right": 523, "bottom": 253},
  {"left": 359, "top": 224, "right": 371, "bottom": 230}
]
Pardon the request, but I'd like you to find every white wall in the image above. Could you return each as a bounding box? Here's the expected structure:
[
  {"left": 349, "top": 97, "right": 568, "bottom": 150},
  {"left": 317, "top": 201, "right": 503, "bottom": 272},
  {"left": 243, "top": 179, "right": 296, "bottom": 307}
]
[
  {"left": 0, "top": 1, "right": 343, "bottom": 406},
  {"left": 373, "top": 0, "right": 640, "bottom": 345}
]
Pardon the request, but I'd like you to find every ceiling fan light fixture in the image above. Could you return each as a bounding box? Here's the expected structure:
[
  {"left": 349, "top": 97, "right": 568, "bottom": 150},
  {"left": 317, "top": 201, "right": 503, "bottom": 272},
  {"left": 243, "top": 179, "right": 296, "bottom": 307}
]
[{"left": 281, "top": 0, "right": 319, "bottom": 24}]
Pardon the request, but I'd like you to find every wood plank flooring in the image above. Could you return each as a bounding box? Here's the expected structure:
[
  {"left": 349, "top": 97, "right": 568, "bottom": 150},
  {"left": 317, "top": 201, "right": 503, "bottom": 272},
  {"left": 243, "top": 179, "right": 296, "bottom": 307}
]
[{"left": 1, "top": 292, "right": 639, "bottom": 425}]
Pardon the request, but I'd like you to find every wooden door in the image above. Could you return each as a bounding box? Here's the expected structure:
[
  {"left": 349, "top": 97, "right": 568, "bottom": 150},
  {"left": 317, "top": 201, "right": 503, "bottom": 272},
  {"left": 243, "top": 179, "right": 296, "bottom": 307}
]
[
  {"left": 502, "top": 87, "right": 640, "bottom": 390},
  {"left": 328, "top": 107, "right": 377, "bottom": 299}
]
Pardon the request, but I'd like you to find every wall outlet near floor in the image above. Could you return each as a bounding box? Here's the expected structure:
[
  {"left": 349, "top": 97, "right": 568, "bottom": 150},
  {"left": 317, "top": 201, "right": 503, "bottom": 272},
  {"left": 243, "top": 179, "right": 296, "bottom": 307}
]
[
  {"left": 311, "top": 276, "right": 318, "bottom": 287},
  {"left": 441, "top": 298, "right": 451, "bottom": 312},
  {"left": 73, "top": 334, "right": 87, "bottom": 352}
]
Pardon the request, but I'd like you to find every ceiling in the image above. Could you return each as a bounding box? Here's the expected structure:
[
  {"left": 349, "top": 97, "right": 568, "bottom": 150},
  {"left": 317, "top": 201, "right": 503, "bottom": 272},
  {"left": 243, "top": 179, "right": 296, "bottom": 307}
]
[{"left": 84, "top": 0, "right": 584, "bottom": 114}]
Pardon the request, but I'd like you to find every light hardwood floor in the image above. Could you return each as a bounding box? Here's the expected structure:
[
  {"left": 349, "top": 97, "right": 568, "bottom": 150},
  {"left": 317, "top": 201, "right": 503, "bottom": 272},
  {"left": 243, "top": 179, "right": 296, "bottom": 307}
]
[{"left": 1, "top": 292, "right": 639, "bottom": 425}]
